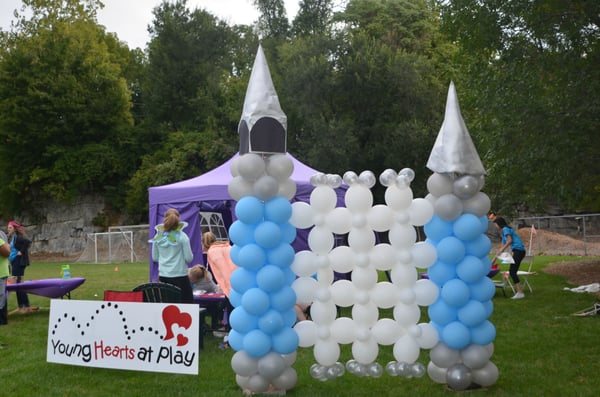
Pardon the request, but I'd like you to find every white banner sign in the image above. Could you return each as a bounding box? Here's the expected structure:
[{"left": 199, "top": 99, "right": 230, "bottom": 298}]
[{"left": 47, "top": 300, "right": 199, "bottom": 374}]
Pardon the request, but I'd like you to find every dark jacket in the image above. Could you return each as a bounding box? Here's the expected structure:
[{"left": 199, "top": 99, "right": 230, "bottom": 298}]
[{"left": 11, "top": 235, "right": 31, "bottom": 267}]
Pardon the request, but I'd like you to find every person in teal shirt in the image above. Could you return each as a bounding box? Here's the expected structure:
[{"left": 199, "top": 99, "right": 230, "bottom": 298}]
[
  {"left": 150, "top": 208, "right": 194, "bottom": 303},
  {"left": 494, "top": 217, "right": 526, "bottom": 299}
]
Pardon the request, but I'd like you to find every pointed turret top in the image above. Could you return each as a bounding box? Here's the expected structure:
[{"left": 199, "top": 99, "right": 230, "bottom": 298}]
[
  {"left": 238, "top": 45, "right": 287, "bottom": 155},
  {"left": 426, "top": 82, "right": 486, "bottom": 176}
]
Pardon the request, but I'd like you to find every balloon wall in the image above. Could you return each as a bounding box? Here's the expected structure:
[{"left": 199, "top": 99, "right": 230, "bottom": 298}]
[
  {"left": 228, "top": 153, "right": 300, "bottom": 394},
  {"left": 291, "top": 169, "right": 440, "bottom": 381},
  {"left": 424, "top": 173, "right": 499, "bottom": 390}
]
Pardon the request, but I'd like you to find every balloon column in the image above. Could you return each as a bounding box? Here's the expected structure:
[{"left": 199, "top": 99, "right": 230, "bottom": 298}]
[
  {"left": 424, "top": 82, "right": 499, "bottom": 390},
  {"left": 291, "top": 169, "right": 440, "bottom": 381},
  {"left": 227, "top": 153, "right": 300, "bottom": 393}
]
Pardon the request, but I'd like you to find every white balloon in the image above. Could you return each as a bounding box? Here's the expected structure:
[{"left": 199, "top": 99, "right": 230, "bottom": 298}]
[
  {"left": 393, "top": 302, "right": 421, "bottom": 327},
  {"left": 292, "top": 250, "right": 319, "bottom": 277},
  {"left": 390, "top": 263, "right": 418, "bottom": 287},
  {"left": 352, "top": 339, "right": 379, "bottom": 365},
  {"left": 409, "top": 198, "right": 434, "bottom": 226},
  {"left": 330, "top": 317, "right": 356, "bottom": 344},
  {"left": 330, "top": 279, "right": 357, "bottom": 307},
  {"left": 385, "top": 184, "right": 413, "bottom": 211},
  {"left": 370, "top": 243, "right": 396, "bottom": 271},
  {"left": 347, "top": 227, "right": 376, "bottom": 252},
  {"left": 389, "top": 223, "right": 416, "bottom": 249},
  {"left": 266, "top": 154, "right": 294, "bottom": 181},
  {"left": 314, "top": 338, "right": 341, "bottom": 366},
  {"left": 371, "top": 318, "right": 402, "bottom": 345},
  {"left": 413, "top": 279, "right": 439, "bottom": 306},
  {"left": 278, "top": 178, "right": 297, "bottom": 200},
  {"left": 398, "top": 288, "right": 416, "bottom": 304},
  {"left": 238, "top": 153, "right": 266, "bottom": 181},
  {"left": 345, "top": 184, "right": 373, "bottom": 212},
  {"left": 393, "top": 334, "right": 420, "bottom": 363},
  {"left": 310, "top": 185, "right": 338, "bottom": 212},
  {"left": 367, "top": 204, "right": 394, "bottom": 231},
  {"left": 317, "top": 267, "right": 334, "bottom": 286},
  {"left": 325, "top": 207, "right": 352, "bottom": 234},
  {"left": 427, "top": 173, "right": 454, "bottom": 197},
  {"left": 352, "top": 302, "right": 379, "bottom": 326},
  {"left": 416, "top": 323, "right": 439, "bottom": 349},
  {"left": 311, "top": 301, "right": 338, "bottom": 324},
  {"left": 370, "top": 282, "right": 399, "bottom": 308},
  {"left": 290, "top": 201, "right": 314, "bottom": 229},
  {"left": 351, "top": 267, "right": 378, "bottom": 291},
  {"left": 328, "top": 245, "right": 355, "bottom": 273},
  {"left": 411, "top": 241, "right": 437, "bottom": 268},
  {"left": 292, "top": 276, "right": 318, "bottom": 304},
  {"left": 308, "top": 226, "right": 334, "bottom": 254}
]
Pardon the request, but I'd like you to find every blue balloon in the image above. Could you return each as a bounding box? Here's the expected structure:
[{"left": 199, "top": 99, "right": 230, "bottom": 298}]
[
  {"left": 229, "top": 244, "right": 241, "bottom": 265},
  {"left": 469, "top": 277, "right": 496, "bottom": 302},
  {"left": 282, "top": 267, "right": 297, "bottom": 285},
  {"left": 428, "top": 260, "right": 457, "bottom": 286},
  {"left": 231, "top": 268, "right": 258, "bottom": 294},
  {"left": 243, "top": 329, "right": 272, "bottom": 358},
  {"left": 464, "top": 234, "right": 492, "bottom": 257},
  {"left": 256, "top": 265, "right": 285, "bottom": 292},
  {"left": 453, "top": 213, "right": 483, "bottom": 241},
  {"left": 482, "top": 299, "right": 494, "bottom": 318},
  {"left": 457, "top": 300, "right": 487, "bottom": 327},
  {"left": 267, "top": 243, "right": 295, "bottom": 268},
  {"left": 235, "top": 196, "right": 264, "bottom": 224},
  {"left": 424, "top": 215, "right": 454, "bottom": 242},
  {"left": 242, "top": 288, "right": 271, "bottom": 316},
  {"left": 230, "top": 306, "right": 259, "bottom": 333},
  {"left": 470, "top": 320, "right": 496, "bottom": 345},
  {"left": 441, "top": 279, "right": 471, "bottom": 307},
  {"left": 227, "top": 329, "right": 245, "bottom": 352},
  {"left": 229, "top": 289, "right": 242, "bottom": 308},
  {"left": 428, "top": 298, "right": 458, "bottom": 326},
  {"left": 265, "top": 197, "right": 292, "bottom": 223},
  {"left": 229, "top": 221, "right": 256, "bottom": 246},
  {"left": 437, "top": 236, "right": 466, "bottom": 265},
  {"left": 255, "top": 221, "right": 283, "bottom": 249},
  {"left": 282, "top": 307, "right": 297, "bottom": 327},
  {"left": 236, "top": 244, "right": 267, "bottom": 270},
  {"left": 258, "top": 309, "right": 285, "bottom": 335},
  {"left": 280, "top": 222, "right": 297, "bottom": 244},
  {"left": 478, "top": 215, "right": 490, "bottom": 234},
  {"left": 271, "top": 327, "right": 299, "bottom": 354},
  {"left": 456, "top": 255, "right": 487, "bottom": 284},
  {"left": 442, "top": 321, "right": 471, "bottom": 350},
  {"left": 270, "top": 286, "right": 297, "bottom": 312}
]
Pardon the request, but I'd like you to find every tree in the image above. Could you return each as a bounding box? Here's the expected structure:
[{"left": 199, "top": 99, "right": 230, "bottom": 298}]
[
  {"left": 0, "top": 0, "right": 134, "bottom": 213},
  {"left": 292, "top": 0, "right": 334, "bottom": 37},
  {"left": 253, "top": 0, "right": 290, "bottom": 38}
]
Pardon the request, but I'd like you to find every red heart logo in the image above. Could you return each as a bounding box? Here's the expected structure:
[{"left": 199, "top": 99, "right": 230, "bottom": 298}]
[
  {"left": 176, "top": 333, "right": 188, "bottom": 346},
  {"left": 162, "top": 305, "right": 192, "bottom": 342}
]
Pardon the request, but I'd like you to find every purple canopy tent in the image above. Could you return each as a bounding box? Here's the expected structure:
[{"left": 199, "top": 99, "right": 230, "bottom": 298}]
[{"left": 148, "top": 153, "right": 347, "bottom": 281}]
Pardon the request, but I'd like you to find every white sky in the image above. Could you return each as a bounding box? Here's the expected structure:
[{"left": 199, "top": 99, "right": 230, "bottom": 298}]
[{"left": 0, "top": 0, "right": 300, "bottom": 49}]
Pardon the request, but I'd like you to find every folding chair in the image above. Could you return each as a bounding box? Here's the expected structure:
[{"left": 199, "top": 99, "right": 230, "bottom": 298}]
[
  {"left": 506, "top": 255, "right": 536, "bottom": 294},
  {"left": 493, "top": 269, "right": 509, "bottom": 298},
  {"left": 133, "top": 282, "right": 182, "bottom": 303}
]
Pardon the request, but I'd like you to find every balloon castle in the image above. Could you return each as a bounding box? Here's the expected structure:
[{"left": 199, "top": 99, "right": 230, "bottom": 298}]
[{"left": 226, "top": 46, "right": 498, "bottom": 394}]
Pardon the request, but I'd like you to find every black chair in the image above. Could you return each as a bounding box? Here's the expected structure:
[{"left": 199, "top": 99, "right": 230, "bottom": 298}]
[{"left": 133, "top": 282, "right": 182, "bottom": 303}]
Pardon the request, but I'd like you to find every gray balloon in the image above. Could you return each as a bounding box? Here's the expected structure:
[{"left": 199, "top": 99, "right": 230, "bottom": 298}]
[
  {"left": 446, "top": 363, "right": 473, "bottom": 391},
  {"left": 247, "top": 374, "right": 270, "bottom": 393},
  {"left": 434, "top": 194, "right": 463, "bottom": 221},
  {"left": 231, "top": 351, "right": 258, "bottom": 377},
  {"left": 267, "top": 154, "right": 294, "bottom": 181},
  {"left": 427, "top": 173, "right": 454, "bottom": 197},
  {"left": 258, "top": 352, "right": 286, "bottom": 380},
  {"left": 462, "top": 192, "right": 491, "bottom": 217},
  {"left": 472, "top": 361, "right": 499, "bottom": 387},
  {"left": 430, "top": 342, "right": 460, "bottom": 368},
  {"left": 228, "top": 176, "right": 254, "bottom": 201},
  {"left": 453, "top": 175, "right": 480, "bottom": 199},
  {"left": 272, "top": 367, "right": 298, "bottom": 390},
  {"left": 427, "top": 361, "right": 448, "bottom": 384},
  {"left": 238, "top": 153, "right": 266, "bottom": 182},
  {"left": 278, "top": 178, "right": 297, "bottom": 200},
  {"left": 461, "top": 344, "right": 491, "bottom": 369},
  {"left": 254, "top": 175, "right": 279, "bottom": 201}
]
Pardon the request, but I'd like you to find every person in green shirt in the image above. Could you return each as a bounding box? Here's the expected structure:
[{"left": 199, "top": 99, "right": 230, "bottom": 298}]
[{"left": 0, "top": 230, "right": 10, "bottom": 327}]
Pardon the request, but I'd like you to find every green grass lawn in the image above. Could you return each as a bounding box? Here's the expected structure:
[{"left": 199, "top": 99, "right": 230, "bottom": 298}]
[{"left": 1, "top": 257, "right": 599, "bottom": 396}]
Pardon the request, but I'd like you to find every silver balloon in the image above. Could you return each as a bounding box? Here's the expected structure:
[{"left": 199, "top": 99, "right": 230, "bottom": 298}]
[
  {"left": 237, "top": 153, "right": 266, "bottom": 181},
  {"left": 453, "top": 175, "right": 480, "bottom": 199},
  {"left": 379, "top": 169, "right": 397, "bottom": 187},
  {"left": 430, "top": 342, "right": 461, "bottom": 368},
  {"left": 333, "top": 362, "right": 345, "bottom": 377},
  {"left": 258, "top": 352, "right": 286, "bottom": 380},
  {"left": 368, "top": 362, "right": 383, "bottom": 378},
  {"left": 266, "top": 154, "right": 294, "bottom": 181},
  {"left": 427, "top": 172, "right": 454, "bottom": 197},
  {"left": 310, "top": 172, "right": 326, "bottom": 186},
  {"left": 462, "top": 191, "right": 491, "bottom": 217},
  {"left": 310, "top": 363, "right": 326, "bottom": 379},
  {"left": 359, "top": 170, "right": 376, "bottom": 188},
  {"left": 427, "top": 361, "right": 448, "bottom": 384},
  {"left": 434, "top": 193, "right": 463, "bottom": 221},
  {"left": 385, "top": 361, "right": 399, "bottom": 376},
  {"left": 278, "top": 178, "right": 297, "bottom": 200},
  {"left": 231, "top": 351, "right": 259, "bottom": 377},
  {"left": 247, "top": 374, "right": 270, "bottom": 393},
  {"left": 343, "top": 171, "right": 359, "bottom": 186},
  {"left": 395, "top": 174, "right": 411, "bottom": 188},
  {"left": 326, "top": 174, "right": 343, "bottom": 188},
  {"left": 272, "top": 367, "right": 298, "bottom": 390},
  {"left": 399, "top": 168, "right": 415, "bottom": 182},
  {"left": 472, "top": 361, "right": 499, "bottom": 387},
  {"left": 412, "top": 362, "right": 426, "bottom": 378},
  {"left": 461, "top": 344, "right": 491, "bottom": 369},
  {"left": 230, "top": 156, "right": 240, "bottom": 177},
  {"left": 253, "top": 175, "right": 279, "bottom": 201},
  {"left": 446, "top": 363, "right": 473, "bottom": 391},
  {"left": 228, "top": 176, "right": 254, "bottom": 201}
]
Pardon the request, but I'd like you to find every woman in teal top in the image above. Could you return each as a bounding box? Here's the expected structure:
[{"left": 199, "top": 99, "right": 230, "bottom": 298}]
[
  {"left": 150, "top": 208, "right": 194, "bottom": 303},
  {"left": 494, "top": 217, "right": 526, "bottom": 299}
]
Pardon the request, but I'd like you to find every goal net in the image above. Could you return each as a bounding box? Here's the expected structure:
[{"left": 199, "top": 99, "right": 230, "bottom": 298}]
[{"left": 76, "top": 225, "right": 150, "bottom": 263}]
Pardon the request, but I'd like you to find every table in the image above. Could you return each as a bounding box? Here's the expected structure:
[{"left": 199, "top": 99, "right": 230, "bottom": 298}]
[
  {"left": 193, "top": 292, "right": 229, "bottom": 331},
  {"left": 6, "top": 277, "right": 86, "bottom": 299}
]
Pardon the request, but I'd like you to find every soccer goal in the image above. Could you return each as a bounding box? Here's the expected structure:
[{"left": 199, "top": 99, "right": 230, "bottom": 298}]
[{"left": 77, "top": 225, "right": 150, "bottom": 263}]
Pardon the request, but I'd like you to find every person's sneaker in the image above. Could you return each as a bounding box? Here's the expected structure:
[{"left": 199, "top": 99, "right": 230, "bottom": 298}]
[{"left": 511, "top": 292, "right": 525, "bottom": 299}]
